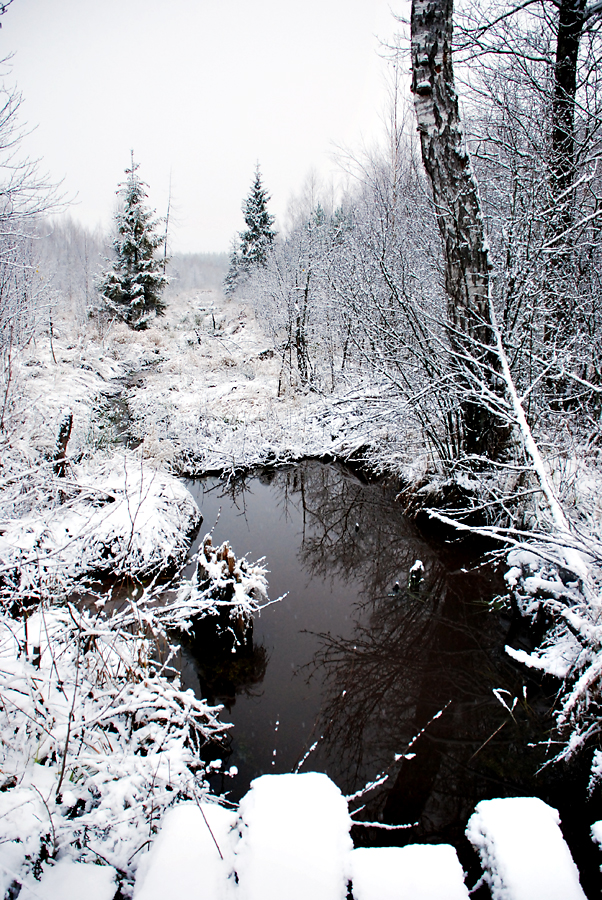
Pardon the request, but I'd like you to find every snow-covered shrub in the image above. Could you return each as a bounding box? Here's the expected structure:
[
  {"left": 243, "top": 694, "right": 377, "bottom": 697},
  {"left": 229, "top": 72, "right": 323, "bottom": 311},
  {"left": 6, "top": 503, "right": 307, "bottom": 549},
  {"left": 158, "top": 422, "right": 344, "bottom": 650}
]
[
  {"left": 0, "top": 603, "right": 226, "bottom": 894},
  {"left": 503, "top": 542, "right": 602, "bottom": 782},
  {"left": 0, "top": 541, "right": 268, "bottom": 896}
]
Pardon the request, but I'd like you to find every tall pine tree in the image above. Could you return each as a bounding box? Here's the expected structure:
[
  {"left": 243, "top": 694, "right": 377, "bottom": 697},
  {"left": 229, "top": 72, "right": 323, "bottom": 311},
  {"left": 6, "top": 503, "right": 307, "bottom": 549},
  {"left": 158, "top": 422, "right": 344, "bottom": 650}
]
[
  {"left": 224, "top": 165, "right": 276, "bottom": 295},
  {"left": 97, "top": 154, "right": 168, "bottom": 330}
]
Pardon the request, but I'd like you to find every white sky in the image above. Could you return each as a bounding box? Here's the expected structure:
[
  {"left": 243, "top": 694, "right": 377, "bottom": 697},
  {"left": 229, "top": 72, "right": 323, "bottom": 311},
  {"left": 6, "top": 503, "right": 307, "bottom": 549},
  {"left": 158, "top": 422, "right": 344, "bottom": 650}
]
[{"left": 2, "top": 0, "right": 406, "bottom": 253}]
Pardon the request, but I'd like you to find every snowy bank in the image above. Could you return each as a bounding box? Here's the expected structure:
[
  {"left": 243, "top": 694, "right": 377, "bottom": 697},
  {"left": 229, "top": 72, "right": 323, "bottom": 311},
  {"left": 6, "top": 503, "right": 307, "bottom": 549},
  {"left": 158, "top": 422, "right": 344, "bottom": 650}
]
[
  {"left": 502, "top": 540, "right": 602, "bottom": 786},
  {"left": 0, "top": 452, "right": 201, "bottom": 597}
]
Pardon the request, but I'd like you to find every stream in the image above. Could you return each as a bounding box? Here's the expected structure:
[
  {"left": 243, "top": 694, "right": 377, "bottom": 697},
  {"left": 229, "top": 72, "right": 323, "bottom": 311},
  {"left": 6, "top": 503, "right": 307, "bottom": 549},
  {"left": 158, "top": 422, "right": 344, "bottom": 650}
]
[{"left": 175, "top": 459, "right": 601, "bottom": 896}]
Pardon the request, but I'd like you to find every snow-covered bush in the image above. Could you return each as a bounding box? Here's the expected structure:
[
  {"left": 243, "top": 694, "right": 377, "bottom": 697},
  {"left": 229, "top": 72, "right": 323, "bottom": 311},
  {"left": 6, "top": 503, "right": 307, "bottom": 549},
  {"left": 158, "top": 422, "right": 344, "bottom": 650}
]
[
  {"left": 0, "top": 539, "right": 268, "bottom": 897},
  {"left": 503, "top": 541, "right": 602, "bottom": 784},
  {"left": 0, "top": 603, "right": 225, "bottom": 894}
]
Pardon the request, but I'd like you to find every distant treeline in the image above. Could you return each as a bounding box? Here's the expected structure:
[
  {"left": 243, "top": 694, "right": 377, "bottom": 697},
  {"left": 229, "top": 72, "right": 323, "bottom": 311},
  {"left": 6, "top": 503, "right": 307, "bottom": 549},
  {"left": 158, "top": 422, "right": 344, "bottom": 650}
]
[{"left": 165, "top": 252, "right": 229, "bottom": 294}]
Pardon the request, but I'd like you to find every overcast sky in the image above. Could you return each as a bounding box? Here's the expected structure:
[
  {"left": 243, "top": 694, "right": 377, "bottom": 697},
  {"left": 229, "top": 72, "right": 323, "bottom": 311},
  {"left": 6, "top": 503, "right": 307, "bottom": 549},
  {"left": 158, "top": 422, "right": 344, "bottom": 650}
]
[{"left": 1, "top": 0, "right": 405, "bottom": 254}]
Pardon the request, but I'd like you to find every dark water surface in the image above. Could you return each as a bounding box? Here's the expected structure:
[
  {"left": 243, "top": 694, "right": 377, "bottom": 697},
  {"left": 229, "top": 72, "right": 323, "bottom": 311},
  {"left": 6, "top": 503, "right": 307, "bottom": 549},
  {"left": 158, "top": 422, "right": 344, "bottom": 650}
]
[{"left": 180, "top": 461, "right": 600, "bottom": 896}]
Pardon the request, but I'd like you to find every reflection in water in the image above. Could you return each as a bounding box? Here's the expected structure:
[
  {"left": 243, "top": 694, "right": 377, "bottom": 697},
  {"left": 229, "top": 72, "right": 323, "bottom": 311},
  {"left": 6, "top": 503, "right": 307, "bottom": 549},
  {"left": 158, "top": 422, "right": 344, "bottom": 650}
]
[
  {"left": 178, "top": 626, "right": 268, "bottom": 711},
  {"left": 275, "top": 466, "right": 550, "bottom": 822},
  {"left": 181, "top": 461, "right": 600, "bottom": 896}
]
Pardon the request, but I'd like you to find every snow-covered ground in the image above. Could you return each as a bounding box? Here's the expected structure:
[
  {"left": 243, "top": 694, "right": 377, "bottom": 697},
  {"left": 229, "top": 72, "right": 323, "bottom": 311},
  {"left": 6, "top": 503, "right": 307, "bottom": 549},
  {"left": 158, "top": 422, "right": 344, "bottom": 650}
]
[
  {"left": 2, "top": 288, "right": 602, "bottom": 897},
  {"left": 5, "top": 287, "right": 426, "bottom": 479}
]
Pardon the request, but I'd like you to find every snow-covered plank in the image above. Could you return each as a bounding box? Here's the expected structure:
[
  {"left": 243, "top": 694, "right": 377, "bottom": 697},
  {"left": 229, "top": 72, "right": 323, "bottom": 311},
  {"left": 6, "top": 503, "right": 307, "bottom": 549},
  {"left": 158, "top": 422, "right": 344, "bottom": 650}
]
[
  {"left": 235, "top": 772, "right": 353, "bottom": 900},
  {"left": 133, "top": 801, "right": 237, "bottom": 900},
  {"left": 466, "top": 797, "right": 586, "bottom": 900},
  {"left": 349, "top": 845, "right": 470, "bottom": 900}
]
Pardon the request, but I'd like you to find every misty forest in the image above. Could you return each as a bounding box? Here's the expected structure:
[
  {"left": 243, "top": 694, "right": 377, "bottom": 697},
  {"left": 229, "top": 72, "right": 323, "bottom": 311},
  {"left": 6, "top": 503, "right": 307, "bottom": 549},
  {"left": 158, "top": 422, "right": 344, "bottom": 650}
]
[{"left": 1, "top": 0, "right": 602, "bottom": 898}]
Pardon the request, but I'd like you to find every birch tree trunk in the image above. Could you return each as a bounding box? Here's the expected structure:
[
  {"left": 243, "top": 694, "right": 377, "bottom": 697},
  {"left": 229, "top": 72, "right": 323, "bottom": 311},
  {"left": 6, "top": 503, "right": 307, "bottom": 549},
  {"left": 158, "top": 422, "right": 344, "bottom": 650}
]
[{"left": 411, "top": 0, "right": 507, "bottom": 458}]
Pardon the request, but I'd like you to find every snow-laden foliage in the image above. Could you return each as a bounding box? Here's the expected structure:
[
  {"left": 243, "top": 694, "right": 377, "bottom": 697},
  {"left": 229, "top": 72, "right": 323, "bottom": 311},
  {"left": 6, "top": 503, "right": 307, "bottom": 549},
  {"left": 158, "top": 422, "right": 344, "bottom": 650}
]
[
  {"left": 502, "top": 540, "right": 602, "bottom": 782},
  {"left": 224, "top": 165, "right": 276, "bottom": 296},
  {"left": 96, "top": 156, "right": 167, "bottom": 331},
  {"left": 0, "top": 604, "right": 224, "bottom": 893},
  {"left": 0, "top": 539, "right": 268, "bottom": 897}
]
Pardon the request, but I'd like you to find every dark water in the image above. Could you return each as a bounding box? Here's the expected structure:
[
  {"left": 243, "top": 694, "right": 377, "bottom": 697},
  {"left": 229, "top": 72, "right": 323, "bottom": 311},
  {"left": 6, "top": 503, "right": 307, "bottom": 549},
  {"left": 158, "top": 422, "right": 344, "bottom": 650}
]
[{"left": 179, "top": 461, "right": 600, "bottom": 897}]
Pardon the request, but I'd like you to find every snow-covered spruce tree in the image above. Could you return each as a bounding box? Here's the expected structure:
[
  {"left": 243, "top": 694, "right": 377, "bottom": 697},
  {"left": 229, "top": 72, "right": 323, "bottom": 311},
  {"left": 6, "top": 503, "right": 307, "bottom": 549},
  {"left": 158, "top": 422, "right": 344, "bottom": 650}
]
[
  {"left": 97, "top": 155, "right": 167, "bottom": 330},
  {"left": 224, "top": 164, "right": 276, "bottom": 295}
]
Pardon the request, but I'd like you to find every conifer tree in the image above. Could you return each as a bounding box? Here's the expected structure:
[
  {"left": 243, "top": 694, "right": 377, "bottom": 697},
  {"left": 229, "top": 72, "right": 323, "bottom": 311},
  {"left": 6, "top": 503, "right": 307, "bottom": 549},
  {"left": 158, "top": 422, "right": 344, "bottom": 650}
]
[
  {"left": 97, "top": 154, "right": 167, "bottom": 329},
  {"left": 224, "top": 165, "right": 276, "bottom": 295}
]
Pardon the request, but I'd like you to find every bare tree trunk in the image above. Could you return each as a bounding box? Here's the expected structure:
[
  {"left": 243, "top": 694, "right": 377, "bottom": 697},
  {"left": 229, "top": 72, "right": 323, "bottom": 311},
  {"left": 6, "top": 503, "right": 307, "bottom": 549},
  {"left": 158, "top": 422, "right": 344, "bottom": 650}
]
[
  {"left": 552, "top": 0, "right": 587, "bottom": 215},
  {"left": 545, "top": 0, "right": 587, "bottom": 345},
  {"left": 411, "top": 0, "right": 507, "bottom": 459}
]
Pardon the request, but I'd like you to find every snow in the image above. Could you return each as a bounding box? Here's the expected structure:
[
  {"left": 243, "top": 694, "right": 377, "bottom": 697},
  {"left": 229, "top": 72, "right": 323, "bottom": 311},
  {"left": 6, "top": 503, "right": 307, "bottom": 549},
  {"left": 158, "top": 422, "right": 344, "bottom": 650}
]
[
  {"left": 466, "top": 797, "right": 586, "bottom": 900},
  {"left": 591, "top": 752, "right": 602, "bottom": 790},
  {"left": 18, "top": 859, "right": 117, "bottom": 900},
  {"left": 505, "top": 639, "right": 580, "bottom": 679},
  {"left": 0, "top": 841, "right": 30, "bottom": 899},
  {"left": 591, "top": 819, "right": 602, "bottom": 874},
  {"left": 0, "top": 453, "right": 202, "bottom": 596},
  {"left": 0, "top": 598, "right": 236, "bottom": 891},
  {"left": 503, "top": 538, "right": 602, "bottom": 786},
  {"left": 127, "top": 779, "right": 473, "bottom": 900},
  {"left": 4, "top": 767, "right": 590, "bottom": 900},
  {"left": 348, "top": 845, "right": 469, "bottom": 900},
  {"left": 234, "top": 773, "right": 353, "bottom": 900},
  {"left": 133, "top": 802, "right": 237, "bottom": 900}
]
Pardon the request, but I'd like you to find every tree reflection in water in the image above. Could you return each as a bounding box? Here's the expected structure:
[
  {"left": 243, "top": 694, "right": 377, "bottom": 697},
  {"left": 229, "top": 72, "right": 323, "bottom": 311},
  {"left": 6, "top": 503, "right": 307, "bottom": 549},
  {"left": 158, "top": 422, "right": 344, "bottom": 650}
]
[
  {"left": 180, "top": 461, "right": 598, "bottom": 889},
  {"left": 278, "top": 463, "right": 565, "bottom": 847}
]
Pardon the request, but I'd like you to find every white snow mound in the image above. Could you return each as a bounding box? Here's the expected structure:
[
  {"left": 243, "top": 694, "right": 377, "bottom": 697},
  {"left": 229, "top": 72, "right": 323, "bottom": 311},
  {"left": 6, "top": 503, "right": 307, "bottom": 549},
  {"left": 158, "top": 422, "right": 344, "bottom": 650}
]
[
  {"left": 134, "top": 801, "right": 237, "bottom": 900},
  {"left": 235, "top": 772, "right": 353, "bottom": 900},
  {"left": 466, "top": 797, "right": 586, "bottom": 900},
  {"left": 18, "top": 859, "right": 117, "bottom": 900},
  {"left": 349, "top": 844, "right": 470, "bottom": 900}
]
